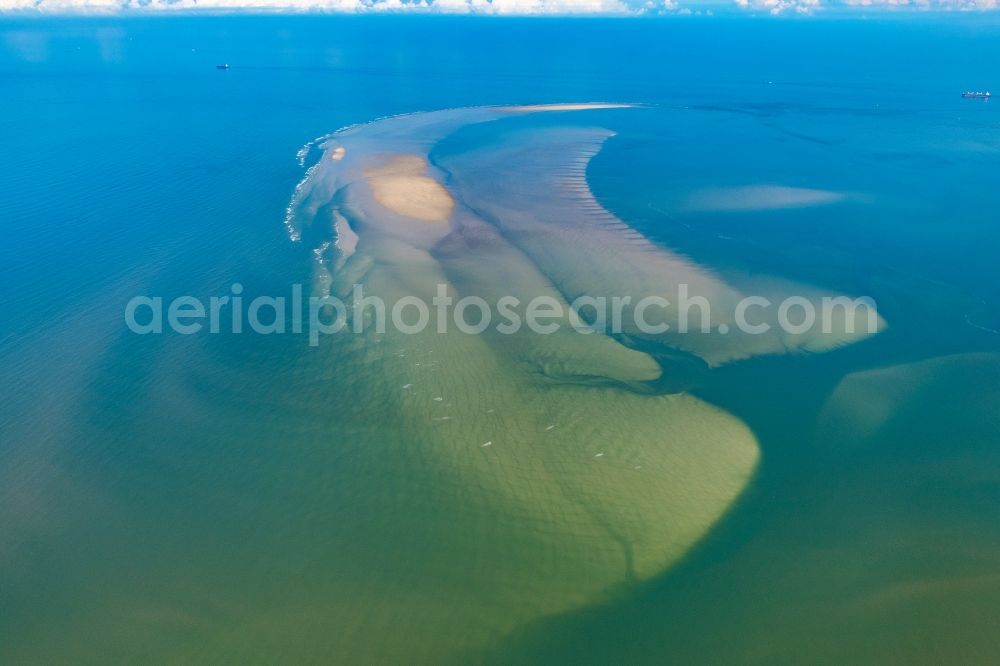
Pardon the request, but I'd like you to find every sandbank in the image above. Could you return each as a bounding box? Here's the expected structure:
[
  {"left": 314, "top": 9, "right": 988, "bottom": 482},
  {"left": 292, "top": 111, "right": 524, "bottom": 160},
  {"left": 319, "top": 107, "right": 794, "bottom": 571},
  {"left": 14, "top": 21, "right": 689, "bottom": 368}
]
[{"left": 363, "top": 154, "right": 454, "bottom": 223}]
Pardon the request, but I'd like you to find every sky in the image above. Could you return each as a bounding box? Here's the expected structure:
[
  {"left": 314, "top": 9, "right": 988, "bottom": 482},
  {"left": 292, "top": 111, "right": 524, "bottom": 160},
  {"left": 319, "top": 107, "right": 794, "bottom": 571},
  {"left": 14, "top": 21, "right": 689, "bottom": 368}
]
[{"left": 0, "top": 0, "right": 998, "bottom": 16}]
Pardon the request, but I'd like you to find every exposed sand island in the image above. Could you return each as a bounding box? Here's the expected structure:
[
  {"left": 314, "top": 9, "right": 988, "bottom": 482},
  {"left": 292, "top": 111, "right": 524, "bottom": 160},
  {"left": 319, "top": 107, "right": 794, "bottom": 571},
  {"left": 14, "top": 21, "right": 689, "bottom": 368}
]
[
  {"left": 283, "top": 105, "right": 763, "bottom": 662},
  {"left": 363, "top": 154, "right": 454, "bottom": 222},
  {"left": 280, "top": 104, "right": 883, "bottom": 662}
]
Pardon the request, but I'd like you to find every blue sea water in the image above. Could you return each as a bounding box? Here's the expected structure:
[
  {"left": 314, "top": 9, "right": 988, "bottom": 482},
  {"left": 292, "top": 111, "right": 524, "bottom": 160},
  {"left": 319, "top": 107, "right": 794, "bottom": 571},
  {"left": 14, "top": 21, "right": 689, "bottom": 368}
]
[{"left": 1, "top": 15, "right": 1000, "bottom": 664}]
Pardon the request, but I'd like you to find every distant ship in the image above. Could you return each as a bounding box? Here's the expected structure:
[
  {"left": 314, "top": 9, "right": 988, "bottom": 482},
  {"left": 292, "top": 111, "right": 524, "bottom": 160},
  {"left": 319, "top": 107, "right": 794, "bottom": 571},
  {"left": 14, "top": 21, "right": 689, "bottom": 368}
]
[
  {"left": 961, "top": 90, "right": 990, "bottom": 99},
  {"left": 216, "top": 64, "right": 230, "bottom": 70}
]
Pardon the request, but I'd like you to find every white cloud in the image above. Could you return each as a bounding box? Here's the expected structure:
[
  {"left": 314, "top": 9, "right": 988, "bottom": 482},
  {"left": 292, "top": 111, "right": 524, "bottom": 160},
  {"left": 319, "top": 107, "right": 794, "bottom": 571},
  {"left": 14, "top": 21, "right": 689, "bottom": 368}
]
[
  {"left": 733, "top": 0, "right": 1000, "bottom": 11},
  {"left": 842, "top": 0, "right": 999, "bottom": 8},
  {"left": 479, "top": 0, "right": 631, "bottom": 14},
  {"left": 0, "top": 0, "right": 634, "bottom": 13},
  {"left": 734, "top": 0, "right": 820, "bottom": 14},
  {"left": 0, "top": 0, "right": 369, "bottom": 11},
  {"left": 4, "top": 0, "right": 1000, "bottom": 13}
]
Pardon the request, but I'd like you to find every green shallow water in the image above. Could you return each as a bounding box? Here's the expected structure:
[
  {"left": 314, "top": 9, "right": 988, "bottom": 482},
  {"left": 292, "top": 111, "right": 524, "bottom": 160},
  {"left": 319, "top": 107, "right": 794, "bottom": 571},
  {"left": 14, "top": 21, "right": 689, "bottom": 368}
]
[{"left": 276, "top": 106, "right": 766, "bottom": 661}]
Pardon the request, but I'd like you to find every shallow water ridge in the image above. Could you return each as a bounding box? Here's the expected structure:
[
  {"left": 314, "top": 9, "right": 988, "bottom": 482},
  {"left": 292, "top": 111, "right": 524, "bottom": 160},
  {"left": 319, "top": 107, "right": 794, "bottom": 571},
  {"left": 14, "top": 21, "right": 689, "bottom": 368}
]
[{"left": 278, "top": 104, "right": 886, "bottom": 661}]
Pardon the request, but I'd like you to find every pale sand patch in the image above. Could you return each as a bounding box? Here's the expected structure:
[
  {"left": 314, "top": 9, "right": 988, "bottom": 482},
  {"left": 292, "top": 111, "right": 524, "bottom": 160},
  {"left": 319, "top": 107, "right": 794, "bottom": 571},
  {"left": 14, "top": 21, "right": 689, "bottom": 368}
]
[
  {"left": 330, "top": 146, "right": 346, "bottom": 161},
  {"left": 684, "top": 185, "right": 848, "bottom": 212},
  {"left": 500, "top": 103, "right": 634, "bottom": 113},
  {"left": 364, "top": 155, "right": 454, "bottom": 222}
]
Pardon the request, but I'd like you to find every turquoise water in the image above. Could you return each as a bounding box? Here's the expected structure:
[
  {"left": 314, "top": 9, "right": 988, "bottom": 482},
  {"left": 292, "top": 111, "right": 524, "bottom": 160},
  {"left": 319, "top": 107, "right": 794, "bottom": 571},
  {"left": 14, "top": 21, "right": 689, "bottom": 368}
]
[{"left": 2, "top": 16, "right": 1000, "bottom": 664}]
